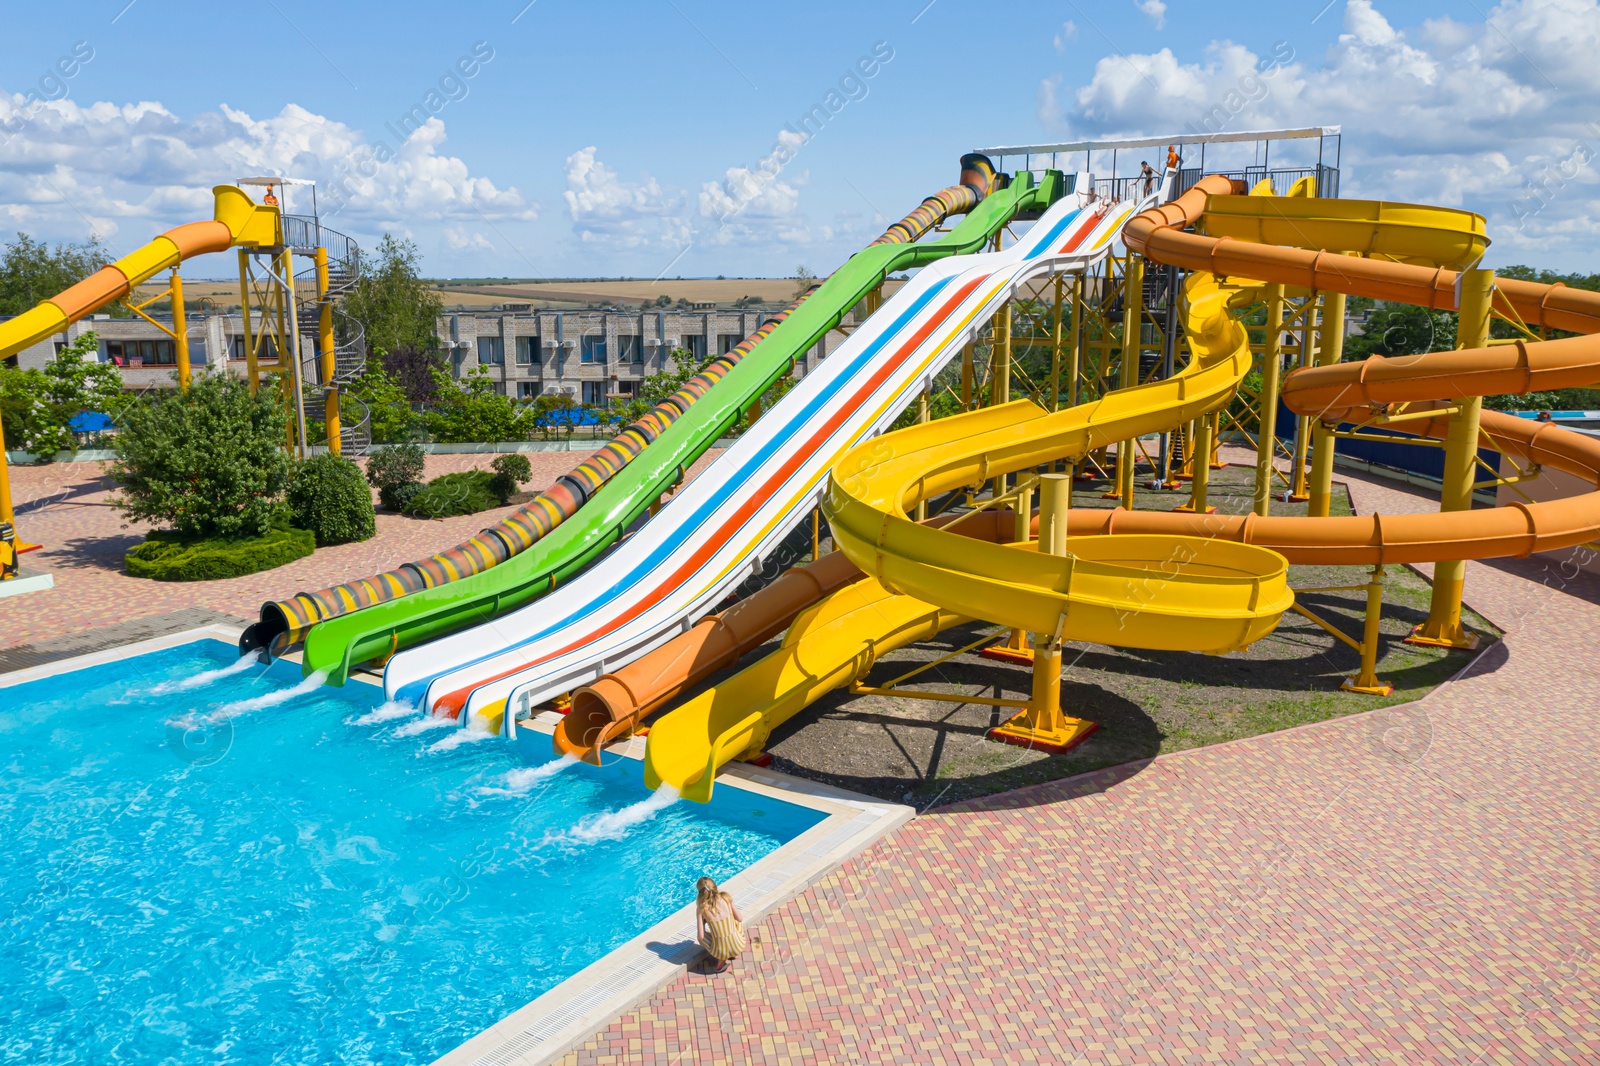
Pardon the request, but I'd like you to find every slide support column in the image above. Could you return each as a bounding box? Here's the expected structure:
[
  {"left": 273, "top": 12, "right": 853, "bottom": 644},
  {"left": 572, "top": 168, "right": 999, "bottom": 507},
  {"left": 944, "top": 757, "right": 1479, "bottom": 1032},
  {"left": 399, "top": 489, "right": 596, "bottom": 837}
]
[
  {"left": 1410, "top": 268, "right": 1492, "bottom": 650},
  {"left": 171, "top": 270, "right": 191, "bottom": 390},
  {"left": 1253, "top": 284, "right": 1286, "bottom": 517},
  {"left": 987, "top": 473, "right": 1097, "bottom": 754},
  {"left": 238, "top": 250, "right": 259, "bottom": 396},
  {"left": 990, "top": 299, "right": 1011, "bottom": 498},
  {"left": 1288, "top": 295, "right": 1318, "bottom": 501},
  {"left": 1111, "top": 253, "right": 1145, "bottom": 508},
  {"left": 1308, "top": 289, "right": 1347, "bottom": 517},
  {"left": 317, "top": 248, "right": 341, "bottom": 456}
]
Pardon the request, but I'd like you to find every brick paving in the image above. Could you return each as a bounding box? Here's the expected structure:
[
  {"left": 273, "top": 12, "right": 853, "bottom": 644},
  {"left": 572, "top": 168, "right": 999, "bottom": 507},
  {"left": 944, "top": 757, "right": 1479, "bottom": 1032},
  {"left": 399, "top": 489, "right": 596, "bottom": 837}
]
[
  {"left": 562, "top": 464, "right": 1600, "bottom": 1065},
  {"left": 0, "top": 447, "right": 722, "bottom": 652}
]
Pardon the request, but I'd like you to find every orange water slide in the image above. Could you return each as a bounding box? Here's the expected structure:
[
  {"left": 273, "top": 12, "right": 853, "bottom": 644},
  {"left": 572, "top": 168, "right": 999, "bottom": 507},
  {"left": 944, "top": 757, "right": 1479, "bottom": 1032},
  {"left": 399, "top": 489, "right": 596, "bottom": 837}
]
[
  {"left": 553, "top": 509, "right": 1021, "bottom": 762},
  {"left": 1053, "top": 176, "right": 1600, "bottom": 564}
]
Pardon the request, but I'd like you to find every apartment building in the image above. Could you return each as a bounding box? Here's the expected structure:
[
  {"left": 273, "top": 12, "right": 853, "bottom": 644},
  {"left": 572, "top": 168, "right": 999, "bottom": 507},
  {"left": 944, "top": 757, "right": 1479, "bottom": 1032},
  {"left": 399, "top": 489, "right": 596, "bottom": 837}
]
[{"left": 434, "top": 307, "right": 846, "bottom": 404}]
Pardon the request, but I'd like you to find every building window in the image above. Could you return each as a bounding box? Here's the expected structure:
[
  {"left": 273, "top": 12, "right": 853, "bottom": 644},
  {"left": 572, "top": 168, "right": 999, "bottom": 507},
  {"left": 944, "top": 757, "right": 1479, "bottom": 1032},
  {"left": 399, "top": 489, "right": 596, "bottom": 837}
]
[
  {"left": 580, "top": 335, "right": 606, "bottom": 364},
  {"left": 682, "top": 334, "right": 706, "bottom": 361},
  {"left": 230, "top": 337, "right": 280, "bottom": 362},
  {"left": 616, "top": 379, "right": 638, "bottom": 396},
  {"left": 616, "top": 335, "right": 643, "bottom": 363},
  {"left": 718, "top": 333, "right": 741, "bottom": 354},
  {"left": 518, "top": 381, "right": 542, "bottom": 399},
  {"left": 581, "top": 381, "right": 606, "bottom": 405},
  {"left": 477, "top": 336, "right": 504, "bottom": 365},
  {"left": 106, "top": 339, "right": 176, "bottom": 366},
  {"left": 516, "top": 336, "right": 540, "bottom": 365}
]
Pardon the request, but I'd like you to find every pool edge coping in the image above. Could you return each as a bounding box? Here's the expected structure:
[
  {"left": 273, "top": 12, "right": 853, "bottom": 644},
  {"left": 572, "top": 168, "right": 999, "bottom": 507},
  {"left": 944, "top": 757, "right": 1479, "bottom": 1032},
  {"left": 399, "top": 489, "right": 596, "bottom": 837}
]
[{"left": 432, "top": 713, "right": 914, "bottom": 1066}]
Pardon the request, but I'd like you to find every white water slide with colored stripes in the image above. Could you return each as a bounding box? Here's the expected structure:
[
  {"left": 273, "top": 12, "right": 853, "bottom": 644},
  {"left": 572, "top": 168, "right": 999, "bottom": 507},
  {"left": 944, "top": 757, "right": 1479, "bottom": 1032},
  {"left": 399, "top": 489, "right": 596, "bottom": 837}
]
[{"left": 383, "top": 180, "right": 1145, "bottom": 729}]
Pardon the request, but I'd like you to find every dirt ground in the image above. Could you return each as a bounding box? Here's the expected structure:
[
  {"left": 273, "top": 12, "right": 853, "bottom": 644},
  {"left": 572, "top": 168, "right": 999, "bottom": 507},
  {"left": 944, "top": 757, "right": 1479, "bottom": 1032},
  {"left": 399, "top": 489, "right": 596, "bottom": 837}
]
[{"left": 747, "top": 457, "right": 1497, "bottom": 809}]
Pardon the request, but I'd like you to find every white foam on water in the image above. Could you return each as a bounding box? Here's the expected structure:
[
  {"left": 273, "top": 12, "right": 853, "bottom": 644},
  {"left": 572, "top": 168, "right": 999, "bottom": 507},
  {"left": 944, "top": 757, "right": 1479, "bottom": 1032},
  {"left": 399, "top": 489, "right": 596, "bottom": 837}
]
[
  {"left": 486, "top": 755, "right": 579, "bottom": 795},
  {"left": 139, "top": 653, "right": 263, "bottom": 698},
  {"left": 394, "top": 714, "right": 457, "bottom": 737},
  {"left": 564, "top": 784, "right": 680, "bottom": 845},
  {"left": 353, "top": 700, "right": 417, "bottom": 726},
  {"left": 212, "top": 671, "right": 329, "bottom": 718},
  {"left": 425, "top": 728, "right": 498, "bottom": 754}
]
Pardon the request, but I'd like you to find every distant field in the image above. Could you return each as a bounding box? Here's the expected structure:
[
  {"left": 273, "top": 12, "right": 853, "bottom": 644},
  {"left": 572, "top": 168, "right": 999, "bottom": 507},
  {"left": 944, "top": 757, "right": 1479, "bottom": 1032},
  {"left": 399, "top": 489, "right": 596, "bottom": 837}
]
[{"left": 132, "top": 276, "right": 910, "bottom": 313}]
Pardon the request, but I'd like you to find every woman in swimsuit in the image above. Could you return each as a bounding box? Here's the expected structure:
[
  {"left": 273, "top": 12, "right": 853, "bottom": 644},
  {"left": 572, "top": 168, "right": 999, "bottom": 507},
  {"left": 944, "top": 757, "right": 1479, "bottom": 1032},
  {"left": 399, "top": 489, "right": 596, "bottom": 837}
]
[{"left": 695, "top": 876, "right": 747, "bottom": 973}]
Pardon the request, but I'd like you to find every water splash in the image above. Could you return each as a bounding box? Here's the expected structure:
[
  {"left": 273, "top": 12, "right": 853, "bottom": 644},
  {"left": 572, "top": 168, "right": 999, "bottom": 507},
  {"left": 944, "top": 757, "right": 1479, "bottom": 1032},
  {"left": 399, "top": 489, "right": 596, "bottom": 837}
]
[
  {"left": 425, "top": 728, "right": 497, "bottom": 754},
  {"left": 565, "top": 785, "right": 680, "bottom": 844},
  {"left": 394, "top": 714, "right": 456, "bottom": 737},
  {"left": 138, "top": 653, "right": 263, "bottom": 698},
  {"left": 487, "top": 756, "right": 578, "bottom": 795},
  {"left": 353, "top": 700, "right": 416, "bottom": 726},
  {"left": 212, "top": 671, "right": 330, "bottom": 718}
]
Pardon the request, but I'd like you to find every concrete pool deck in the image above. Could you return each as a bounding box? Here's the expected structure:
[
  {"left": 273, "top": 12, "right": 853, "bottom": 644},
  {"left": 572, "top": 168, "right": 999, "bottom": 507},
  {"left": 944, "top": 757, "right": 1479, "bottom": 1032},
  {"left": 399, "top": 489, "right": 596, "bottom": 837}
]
[{"left": 557, "top": 466, "right": 1600, "bottom": 1065}]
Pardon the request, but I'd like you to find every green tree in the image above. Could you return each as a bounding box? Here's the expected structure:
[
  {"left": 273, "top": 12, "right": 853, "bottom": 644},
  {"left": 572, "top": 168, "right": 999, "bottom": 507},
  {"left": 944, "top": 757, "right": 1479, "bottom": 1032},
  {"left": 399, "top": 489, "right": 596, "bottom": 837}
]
[
  {"left": 345, "top": 359, "right": 416, "bottom": 443},
  {"left": 0, "top": 331, "right": 125, "bottom": 456},
  {"left": 639, "top": 347, "right": 710, "bottom": 405},
  {"left": 342, "top": 235, "right": 445, "bottom": 357},
  {"left": 110, "top": 374, "right": 296, "bottom": 538},
  {"left": 0, "top": 233, "right": 117, "bottom": 317},
  {"left": 423, "top": 365, "right": 536, "bottom": 443}
]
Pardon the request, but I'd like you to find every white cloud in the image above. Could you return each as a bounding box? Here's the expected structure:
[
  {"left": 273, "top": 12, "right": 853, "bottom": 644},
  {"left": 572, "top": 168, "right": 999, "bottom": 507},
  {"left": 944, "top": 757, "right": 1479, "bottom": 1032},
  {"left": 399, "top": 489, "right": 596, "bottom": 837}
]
[
  {"left": 0, "top": 96, "right": 536, "bottom": 262},
  {"left": 1054, "top": 21, "right": 1078, "bottom": 52},
  {"left": 443, "top": 226, "right": 493, "bottom": 251},
  {"left": 564, "top": 137, "right": 823, "bottom": 250},
  {"left": 1039, "top": 0, "right": 1600, "bottom": 267},
  {"left": 1135, "top": 0, "right": 1167, "bottom": 30}
]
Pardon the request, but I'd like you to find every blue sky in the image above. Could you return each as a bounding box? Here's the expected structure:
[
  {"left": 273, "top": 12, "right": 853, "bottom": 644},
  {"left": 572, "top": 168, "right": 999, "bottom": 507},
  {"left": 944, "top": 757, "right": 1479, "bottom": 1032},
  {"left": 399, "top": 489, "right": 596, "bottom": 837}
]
[{"left": 1, "top": 1, "right": 1596, "bottom": 278}]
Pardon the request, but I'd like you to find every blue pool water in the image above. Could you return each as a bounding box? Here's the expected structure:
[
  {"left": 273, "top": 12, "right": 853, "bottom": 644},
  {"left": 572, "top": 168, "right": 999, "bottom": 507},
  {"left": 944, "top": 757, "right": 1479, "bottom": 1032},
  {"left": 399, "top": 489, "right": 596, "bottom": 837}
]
[{"left": 0, "top": 640, "right": 824, "bottom": 1065}]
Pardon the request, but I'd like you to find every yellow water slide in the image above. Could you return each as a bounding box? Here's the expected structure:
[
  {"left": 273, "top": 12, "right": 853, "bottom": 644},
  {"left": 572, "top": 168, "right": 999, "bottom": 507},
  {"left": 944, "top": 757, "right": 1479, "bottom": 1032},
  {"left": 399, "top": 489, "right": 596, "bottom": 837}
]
[
  {"left": 643, "top": 267, "right": 1298, "bottom": 802},
  {"left": 0, "top": 187, "right": 281, "bottom": 532},
  {"left": 642, "top": 181, "right": 1500, "bottom": 804}
]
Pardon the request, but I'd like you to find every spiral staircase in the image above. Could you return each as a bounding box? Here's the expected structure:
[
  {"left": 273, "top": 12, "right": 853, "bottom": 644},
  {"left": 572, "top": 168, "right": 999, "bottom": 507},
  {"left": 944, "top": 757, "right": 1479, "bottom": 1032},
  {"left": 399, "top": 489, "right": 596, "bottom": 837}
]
[{"left": 282, "top": 215, "right": 372, "bottom": 455}]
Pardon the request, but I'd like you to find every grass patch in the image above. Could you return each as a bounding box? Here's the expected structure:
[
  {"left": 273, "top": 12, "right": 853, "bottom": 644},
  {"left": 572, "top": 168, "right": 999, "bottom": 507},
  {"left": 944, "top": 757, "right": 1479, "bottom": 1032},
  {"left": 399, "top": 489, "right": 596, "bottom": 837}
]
[
  {"left": 125, "top": 526, "right": 315, "bottom": 581},
  {"left": 400, "top": 469, "right": 514, "bottom": 518}
]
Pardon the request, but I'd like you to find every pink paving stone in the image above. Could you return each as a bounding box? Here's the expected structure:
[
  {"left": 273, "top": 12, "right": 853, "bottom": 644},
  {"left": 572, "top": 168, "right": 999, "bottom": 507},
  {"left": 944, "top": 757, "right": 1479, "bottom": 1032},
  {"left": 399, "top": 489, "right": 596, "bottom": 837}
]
[
  {"left": 553, "top": 463, "right": 1600, "bottom": 1065},
  {"left": 0, "top": 447, "right": 724, "bottom": 649}
]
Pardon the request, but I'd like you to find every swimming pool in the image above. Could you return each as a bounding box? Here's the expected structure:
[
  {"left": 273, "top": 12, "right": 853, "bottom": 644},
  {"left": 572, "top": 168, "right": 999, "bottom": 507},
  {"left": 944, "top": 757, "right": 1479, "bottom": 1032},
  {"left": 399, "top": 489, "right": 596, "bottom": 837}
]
[{"left": 0, "top": 638, "right": 826, "bottom": 1065}]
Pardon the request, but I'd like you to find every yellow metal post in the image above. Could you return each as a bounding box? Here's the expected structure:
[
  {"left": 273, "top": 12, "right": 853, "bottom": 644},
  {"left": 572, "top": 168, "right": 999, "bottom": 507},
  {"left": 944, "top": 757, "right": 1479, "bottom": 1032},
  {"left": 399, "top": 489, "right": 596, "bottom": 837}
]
[
  {"left": 914, "top": 386, "right": 930, "bottom": 522},
  {"left": 316, "top": 248, "right": 341, "bottom": 456},
  {"left": 1050, "top": 274, "right": 1064, "bottom": 414},
  {"left": 960, "top": 340, "right": 974, "bottom": 411},
  {"left": 1341, "top": 564, "right": 1394, "bottom": 695},
  {"left": 1410, "top": 268, "right": 1492, "bottom": 649},
  {"left": 1253, "top": 283, "right": 1286, "bottom": 517},
  {"left": 987, "top": 472, "right": 1097, "bottom": 753},
  {"left": 0, "top": 410, "right": 14, "bottom": 531},
  {"left": 1288, "top": 295, "right": 1317, "bottom": 501},
  {"left": 1112, "top": 254, "right": 1144, "bottom": 507},
  {"left": 1175, "top": 409, "right": 1216, "bottom": 514},
  {"left": 1308, "top": 289, "right": 1347, "bottom": 517},
  {"left": 990, "top": 301, "right": 1011, "bottom": 498},
  {"left": 238, "top": 250, "right": 258, "bottom": 395},
  {"left": 281, "top": 249, "right": 309, "bottom": 460},
  {"left": 170, "top": 269, "right": 191, "bottom": 390}
]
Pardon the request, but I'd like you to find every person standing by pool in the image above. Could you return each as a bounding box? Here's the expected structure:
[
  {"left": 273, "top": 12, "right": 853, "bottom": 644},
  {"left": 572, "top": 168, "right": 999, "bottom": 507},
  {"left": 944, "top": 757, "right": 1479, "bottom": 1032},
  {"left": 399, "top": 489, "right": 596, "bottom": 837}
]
[{"left": 695, "top": 876, "right": 746, "bottom": 973}]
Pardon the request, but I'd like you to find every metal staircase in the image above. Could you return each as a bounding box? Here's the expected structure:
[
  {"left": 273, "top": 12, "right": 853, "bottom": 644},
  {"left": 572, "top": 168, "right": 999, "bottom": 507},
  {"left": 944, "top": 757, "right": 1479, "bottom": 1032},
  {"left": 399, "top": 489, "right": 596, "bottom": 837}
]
[{"left": 282, "top": 216, "right": 372, "bottom": 455}]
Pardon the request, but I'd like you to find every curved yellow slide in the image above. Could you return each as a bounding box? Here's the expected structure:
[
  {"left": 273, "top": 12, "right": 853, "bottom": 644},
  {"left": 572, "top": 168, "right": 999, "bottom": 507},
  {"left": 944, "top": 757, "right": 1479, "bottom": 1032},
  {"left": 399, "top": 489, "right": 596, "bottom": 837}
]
[
  {"left": 643, "top": 268, "right": 1297, "bottom": 802},
  {"left": 0, "top": 186, "right": 280, "bottom": 529}
]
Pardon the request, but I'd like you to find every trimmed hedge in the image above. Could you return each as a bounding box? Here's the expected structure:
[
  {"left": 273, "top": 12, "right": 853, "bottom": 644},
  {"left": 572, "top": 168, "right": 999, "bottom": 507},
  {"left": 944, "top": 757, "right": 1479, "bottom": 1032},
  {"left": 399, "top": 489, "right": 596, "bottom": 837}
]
[
  {"left": 289, "top": 454, "right": 376, "bottom": 546},
  {"left": 401, "top": 470, "right": 504, "bottom": 518},
  {"left": 125, "top": 526, "right": 315, "bottom": 582},
  {"left": 366, "top": 442, "right": 426, "bottom": 511}
]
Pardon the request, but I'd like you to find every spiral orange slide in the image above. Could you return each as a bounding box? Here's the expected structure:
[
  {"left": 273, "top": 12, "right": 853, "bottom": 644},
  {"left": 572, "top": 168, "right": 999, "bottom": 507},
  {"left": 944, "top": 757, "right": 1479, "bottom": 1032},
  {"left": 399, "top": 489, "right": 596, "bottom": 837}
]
[
  {"left": 587, "top": 176, "right": 1600, "bottom": 801},
  {"left": 1062, "top": 176, "right": 1600, "bottom": 572}
]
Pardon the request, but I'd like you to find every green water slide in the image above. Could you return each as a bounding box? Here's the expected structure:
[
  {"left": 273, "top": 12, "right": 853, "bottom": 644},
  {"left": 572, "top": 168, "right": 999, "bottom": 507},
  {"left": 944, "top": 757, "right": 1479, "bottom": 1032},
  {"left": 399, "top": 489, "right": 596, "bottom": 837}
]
[{"left": 301, "top": 169, "right": 1061, "bottom": 684}]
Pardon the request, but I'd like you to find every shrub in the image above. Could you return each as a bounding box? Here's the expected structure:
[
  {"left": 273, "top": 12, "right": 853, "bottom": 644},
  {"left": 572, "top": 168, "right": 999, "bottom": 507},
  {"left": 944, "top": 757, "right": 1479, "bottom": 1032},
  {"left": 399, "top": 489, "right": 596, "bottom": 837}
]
[
  {"left": 289, "top": 454, "right": 376, "bottom": 546},
  {"left": 424, "top": 365, "right": 538, "bottom": 443},
  {"left": 489, "top": 452, "right": 532, "bottom": 499},
  {"left": 110, "top": 374, "right": 294, "bottom": 539},
  {"left": 125, "top": 526, "right": 314, "bottom": 581},
  {"left": 401, "top": 469, "right": 503, "bottom": 518},
  {"left": 365, "top": 442, "right": 426, "bottom": 510}
]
